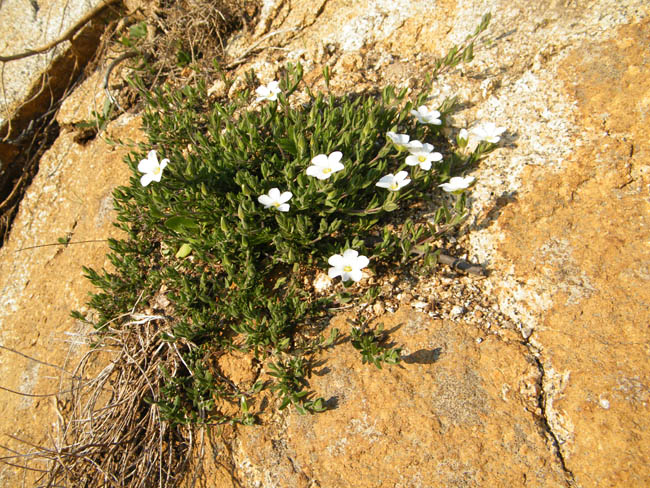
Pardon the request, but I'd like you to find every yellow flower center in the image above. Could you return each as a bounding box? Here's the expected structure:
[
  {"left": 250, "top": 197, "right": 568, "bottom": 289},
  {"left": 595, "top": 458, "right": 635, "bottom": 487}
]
[
  {"left": 390, "top": 182, "right": 398, "bottom": 190},
  {"left": 343, "top": 265, "right": 352, "bottom": 273},
  {"left": 418, "top": 155, "right": 426, "bottom": 162},
  {"left": 272, "top": 202, "right": 280, "bottom": 208},
  {"left": 153, "top": 166, "right": 161, "bottom": 175},
  {"left": 323, "top": 167, "right": 332, "bottom": 174}
]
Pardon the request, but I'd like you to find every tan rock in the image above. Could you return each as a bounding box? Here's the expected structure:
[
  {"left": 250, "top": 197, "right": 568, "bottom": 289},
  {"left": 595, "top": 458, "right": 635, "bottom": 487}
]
[
  {"left": 232, "top": 309, "right": 566, "bottom": 487},
  {"left": 218, "top": 350, "right": 258, "bottom": 388},
  {"left": 56, "top": 69, "right": 108, "bottom": 127},
  {"left": 0, "top": 113, "right": 141, "bottom": 486},
  {"left": 208, "top": 79, "right": 228, "bottom": 99},
  {"left": 496, "top": 17, "right": 650, "bottom": 487},
  {"left": 0, "top": 0, "right": 110, "bottom": 136}
]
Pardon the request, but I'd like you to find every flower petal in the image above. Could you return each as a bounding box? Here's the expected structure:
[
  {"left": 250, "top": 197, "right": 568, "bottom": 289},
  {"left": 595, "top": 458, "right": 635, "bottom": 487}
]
[
  {"left": 395, "top": 171, "right": 409, "bottom": 180},
  {"left": 268, "top": 188, "right": 281, "bottom": 200},
  {"left": 279, "top": 191, "right": 293, "bottom": 203},
  {"left": 140, "top": 173, "right": 154, "bottom": 187},
  {"left": 277, "top": 203, "right": 290, "bottom": 212},
  {"left": 407, "top": 140, "right": 423, "bottom": 152},
  {"left": 342, "top": 249, "right": 359, "bottom": 259},
  {"left": 311, "top": 154, "right": 329, "bottom": 166},
  {"left": 431, "top": 152, "right": 443, "bottom": 162},
  {"left": 349, "top": 269, "right": 363, "bottom": 282},
  {"left": 405, "top": 155, "right": 419, "bottom": 166},
  {"left": 138, "top": 156, "right": 155, "bottom": 173},
  {"left": 419, "top": 161, "right": 432, "bottom": 171},
  {"left": 329, "top": 151, "right": 342, "bottom": 163},
  {"left": 258, "top": 195, "right": 272, "bottom": 207},
  {"left": 160, "top": 158, "right": 169, "bottom": 170},
  {"left": 328, "top": 254, "right": 344, "bottom": 267},
  {"left": 356, "top": 255, "right": 369, "bottom": 268},
  {"left": 328, "top": 266, "right": 342, "bottom": 279},
  {"left": 306, "top": 166, "right": 321, "bottom": 177},
  {"left": 376, "top": 174, "right": 394, "bottom": 186},
  {"left": 394, "top": 133, "right": 410, "bottom": 145},
  {"left": 330, "top": 161, "right": 345, "bottom": 172}
]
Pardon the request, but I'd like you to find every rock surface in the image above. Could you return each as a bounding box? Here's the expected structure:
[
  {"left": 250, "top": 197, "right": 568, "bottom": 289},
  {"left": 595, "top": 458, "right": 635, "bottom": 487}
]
[
  {"left": 494, "top": 18, "right": 650, "bottom": 486},
  {"left": 0, "top": 0, "right": 110, "bottom": 174},
  {"left": 0, "top": 110, "right": 140, "bottom": 485},
  {"left": 0, "top": 0, "right": 106, "bottom": 123},
  {"left": 0, "top": 0, "right": 648, "bottom": 487},
  {"left": 231, "top": 309, "right": 566, "bottom": 487}
]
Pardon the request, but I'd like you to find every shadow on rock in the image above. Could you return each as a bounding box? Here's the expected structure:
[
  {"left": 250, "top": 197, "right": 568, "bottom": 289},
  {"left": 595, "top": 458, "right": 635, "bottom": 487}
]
[{"left": 402, "top": 347, "right": 443, "bottom": 365}]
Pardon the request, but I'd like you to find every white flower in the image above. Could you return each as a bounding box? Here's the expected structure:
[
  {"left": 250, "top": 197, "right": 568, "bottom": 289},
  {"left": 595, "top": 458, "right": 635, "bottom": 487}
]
[
  {"left": 258, "top": 188, "right": 293, "bottom": 211},
  {"left": 306, "top": 151, "right": 345, "bottom": 180},
  {"left": 405, "top": 141, "right": 443, "bottom": 170},
  {"left": 138, "top": 150, "right": 169, "bottom": 187},
  {"left": 456, "top": 128, "right": 469, "bottom": 149},
  {"left": 328, "top": 249, "right": 369, "bottom": 282},
  {"left": 410, "top": 105, "right": 442, "bottom": 125},
  {"left": 376, "top": 171, "right": 411, "bottom": 191},
  {"left": 439, "top": 176, "right": 476, "bottom": 194},
  {"left": 255, "top": 81, "right": 281, "bottom": 102},
  {"left": 386, "top": 131, "right": 411, "bottom": 150},
  {"left": 470, "top": 122, "right": 506, "bottom": 143}
]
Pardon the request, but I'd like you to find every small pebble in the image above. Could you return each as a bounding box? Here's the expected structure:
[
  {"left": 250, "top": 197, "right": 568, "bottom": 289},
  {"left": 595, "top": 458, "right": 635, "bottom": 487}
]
[
  {"left": 313, "top": 272, "right": 333, "bottom": 293},
  {"left": 599, "top": 398, "right": 610, "bottom": 410},
  {"left": 450, "top": 305, "right": 466, "bottom": 317},
  {"left": 400, "top": 292, "right": 413, "bottom": 304}
]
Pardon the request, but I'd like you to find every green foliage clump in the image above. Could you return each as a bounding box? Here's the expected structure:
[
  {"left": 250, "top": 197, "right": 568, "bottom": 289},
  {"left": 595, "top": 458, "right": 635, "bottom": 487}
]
[
  {"left": 78, "top": 15, "right": 496, "bottom": 425},
  {"left": 350, "top": 318, "right": 402, "bottom": 369}
]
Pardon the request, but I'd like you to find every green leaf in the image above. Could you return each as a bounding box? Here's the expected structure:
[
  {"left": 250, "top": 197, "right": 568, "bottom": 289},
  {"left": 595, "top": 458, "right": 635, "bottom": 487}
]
[
  {"left": 149, "top": 205, "right": 165, "bottom": 218},
  {"left": 382, "top": 200, "right": 399, "bottom": 212},
  {"left": 165, "top": 216, "right": 199, "bottom": 232},
  {"left": 175, "top": 243, "right": 192, "bottom": 258},
  {"left": 129, "top": 22, "right": 147, "bottom": 40}
]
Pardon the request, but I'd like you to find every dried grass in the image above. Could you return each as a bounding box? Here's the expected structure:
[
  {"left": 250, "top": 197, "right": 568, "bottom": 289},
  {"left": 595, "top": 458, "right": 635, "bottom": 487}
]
[
  {"left": 2, "top": 313, "right": 199, "bottom": 487},
  {"left": 137, "top": 0, "right": 258, "bottom": 88}
]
